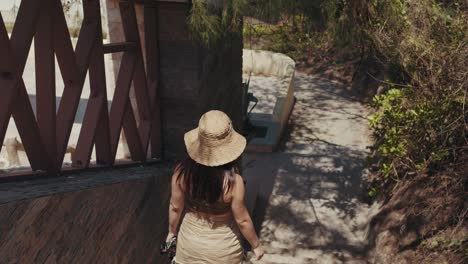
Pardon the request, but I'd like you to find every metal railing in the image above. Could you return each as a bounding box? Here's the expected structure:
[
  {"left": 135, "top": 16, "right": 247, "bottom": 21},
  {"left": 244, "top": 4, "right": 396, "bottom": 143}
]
[{"left": 0, "top": 0, "right": 161, "bottom": 179}]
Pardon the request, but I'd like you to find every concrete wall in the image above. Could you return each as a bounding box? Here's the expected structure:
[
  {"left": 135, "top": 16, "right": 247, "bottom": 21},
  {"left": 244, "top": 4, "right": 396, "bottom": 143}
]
[{"left": 243, "top": 49, "right": 295, "bottom": 151}]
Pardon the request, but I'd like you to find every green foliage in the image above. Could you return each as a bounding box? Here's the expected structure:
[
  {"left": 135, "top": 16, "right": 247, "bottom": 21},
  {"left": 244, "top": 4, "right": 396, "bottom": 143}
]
[
  {"left": 188, "top": 0, "right": 326, "bottom": 47},
  {"left": 368, "top": 186, "right": 379, "bottom": 197},
  {"left": 369, "top": 86, "right": 465, "bottom": 180},
  {"left": 188, "top": 0, "right": 246, "bottom": 46},
  {"left": 423, "top": 237, "right": 466, "bottom": 250},
  {"left": 363, "top": 0, "right": 467, "bottom": 188},
  {"left": 421, "top": 234, "right": 468, "bottom": 259},
  {"left": 243, "top": 22, "right": 320, "bottom": 58},
  {"left": 188, "top": 0, "right": 222, "bottom": 45},
  {"left": 248, "top": 0, "right": 325, "bottom": 28},
  {"left": 190, "top": 0, "right": 467, "bottom": 187}
]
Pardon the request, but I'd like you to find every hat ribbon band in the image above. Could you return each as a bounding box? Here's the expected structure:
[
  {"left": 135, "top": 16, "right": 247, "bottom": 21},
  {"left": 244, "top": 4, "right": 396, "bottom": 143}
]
[{"left": 198, "top": 130, "right": 234, "bottom": 147}]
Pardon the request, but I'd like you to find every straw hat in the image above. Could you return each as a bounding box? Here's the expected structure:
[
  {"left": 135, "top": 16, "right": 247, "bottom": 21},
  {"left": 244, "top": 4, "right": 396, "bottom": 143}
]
[{"left": 184, "top": 110, "right": 246, "bottom": 167}]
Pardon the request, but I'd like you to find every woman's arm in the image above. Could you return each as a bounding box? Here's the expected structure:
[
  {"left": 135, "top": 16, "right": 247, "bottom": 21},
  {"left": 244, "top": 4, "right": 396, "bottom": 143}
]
[
  {"left": 166, "top": 165, "right": 185, "bottom": 241},
  {"left": 231, "top": 174, "right": 264, "bottom": 259}
]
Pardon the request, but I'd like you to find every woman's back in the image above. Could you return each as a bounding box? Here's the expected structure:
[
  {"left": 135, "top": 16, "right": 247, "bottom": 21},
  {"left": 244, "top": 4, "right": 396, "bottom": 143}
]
[
  {"left": 165, "top": 110, "right": 264, "bottom": 263},
  {"left": 174, "top": 159, "right": 244, "bottom": 263},
  {"left": 177, "top": 158, "right": 237, "bottom": 222}
]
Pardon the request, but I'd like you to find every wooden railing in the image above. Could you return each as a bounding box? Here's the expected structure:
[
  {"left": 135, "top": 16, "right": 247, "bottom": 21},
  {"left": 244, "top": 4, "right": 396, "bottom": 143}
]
[{"left": 0, "top": 0, "right": 161, "bottom": 178}]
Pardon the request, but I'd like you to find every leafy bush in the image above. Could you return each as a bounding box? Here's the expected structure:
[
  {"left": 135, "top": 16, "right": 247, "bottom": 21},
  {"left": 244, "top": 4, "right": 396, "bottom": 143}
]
[
  {"left": 188, "top": 0, "right": 246, "bottom": 45},
  {"left": 243, "top": 22, "right": 320, "bottom": 59},
  {"left": 362, "top": 0, "right": 467, "bottom": 190},
  {"left": 369, "top": 87, "right": 465, "bottom": 182}
]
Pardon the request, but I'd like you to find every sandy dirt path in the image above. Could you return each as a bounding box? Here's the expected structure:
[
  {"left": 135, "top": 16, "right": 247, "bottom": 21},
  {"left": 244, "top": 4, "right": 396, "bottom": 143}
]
[{"left": 243, "top": 72, "right": 379, "bottom": 264}]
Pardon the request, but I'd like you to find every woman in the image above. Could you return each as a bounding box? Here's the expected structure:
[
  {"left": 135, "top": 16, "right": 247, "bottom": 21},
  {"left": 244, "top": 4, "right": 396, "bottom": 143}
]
[{"left": 165, "top": 110, "right": 265, "bottom": 263}]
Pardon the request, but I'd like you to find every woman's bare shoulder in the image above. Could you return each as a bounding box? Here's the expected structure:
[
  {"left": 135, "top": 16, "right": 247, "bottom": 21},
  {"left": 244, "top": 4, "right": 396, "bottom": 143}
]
[
  {"left": 234, "top": 173, "right": 245, "bottom": 185},
  {"left": 173, "top": 162, "right": 185, "bottom": 191},
  {"left": 232, "top": 173, "right": 246, "bottom": 195},
  {"left": 223, "top": 173, "right": 242, "bottom": 202}
]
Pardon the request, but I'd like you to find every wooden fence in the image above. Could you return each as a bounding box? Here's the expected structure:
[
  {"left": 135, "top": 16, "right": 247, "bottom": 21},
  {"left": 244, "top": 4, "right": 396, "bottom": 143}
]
[{"left": 0, "top": 0, "right": 161, "bottom": 179}]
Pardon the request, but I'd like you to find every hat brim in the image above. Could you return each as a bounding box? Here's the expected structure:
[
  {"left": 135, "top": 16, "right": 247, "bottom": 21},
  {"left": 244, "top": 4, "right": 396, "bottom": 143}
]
[{"left": 184, "top": 128, "right": 246, "bottom": 167}]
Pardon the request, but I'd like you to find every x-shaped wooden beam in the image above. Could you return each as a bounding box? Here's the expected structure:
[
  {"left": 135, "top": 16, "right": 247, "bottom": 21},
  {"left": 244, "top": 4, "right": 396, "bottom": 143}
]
[{"left": 0, "top": 0, "right": 156, "bottom": 173}]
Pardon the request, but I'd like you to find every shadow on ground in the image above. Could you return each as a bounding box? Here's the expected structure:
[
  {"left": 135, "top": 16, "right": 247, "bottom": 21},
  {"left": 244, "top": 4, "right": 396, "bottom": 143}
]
[{"left": 242, "top": 73, "right": 374, "bottom": 263}]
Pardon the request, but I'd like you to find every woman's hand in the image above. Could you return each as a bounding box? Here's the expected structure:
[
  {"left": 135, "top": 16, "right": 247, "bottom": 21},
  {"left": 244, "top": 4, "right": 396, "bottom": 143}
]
[
  {"left": 166, "top": 232, "right": 176, "bottom": 243},
  {"left": 253, "top": 245, "right": 265, "bottom": 260}
]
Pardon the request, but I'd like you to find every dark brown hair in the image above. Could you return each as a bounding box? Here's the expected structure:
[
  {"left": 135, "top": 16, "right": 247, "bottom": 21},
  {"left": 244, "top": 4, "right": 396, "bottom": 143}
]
[{"left": 177, "top": 157, "right": 236, "bottom": 204}]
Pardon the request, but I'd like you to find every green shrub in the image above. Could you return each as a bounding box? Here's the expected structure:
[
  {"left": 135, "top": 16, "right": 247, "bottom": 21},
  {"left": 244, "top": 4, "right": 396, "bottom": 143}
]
[
  {"left": 243, "top": 20, "right": 324, "bottom": 59},
  {"left": 188, "top": 0, "right": 246, "bottom": 46},
  {"left": 369, "top": 86, "right": 465, "bottom": 181},
  {"left": 364, "top": 0, "right": 467, "bottom": 189}
]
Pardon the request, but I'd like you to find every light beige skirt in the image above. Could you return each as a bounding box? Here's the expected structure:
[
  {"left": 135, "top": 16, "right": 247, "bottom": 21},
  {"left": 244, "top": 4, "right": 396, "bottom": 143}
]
[{"left": 174, "top": 212, "right": 244, "bottom": 264}]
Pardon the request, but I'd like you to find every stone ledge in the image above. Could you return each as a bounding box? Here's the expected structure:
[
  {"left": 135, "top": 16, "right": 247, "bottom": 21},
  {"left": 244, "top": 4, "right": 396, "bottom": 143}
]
[
  {"left": 0, "top": 163, "right": 173, "bottom": 205},
  {"left": 243, "top": 49, "right": 296, "bottom": 152},
  {"left": 243, "top": 49, "right": 295, "bottom": 80}
]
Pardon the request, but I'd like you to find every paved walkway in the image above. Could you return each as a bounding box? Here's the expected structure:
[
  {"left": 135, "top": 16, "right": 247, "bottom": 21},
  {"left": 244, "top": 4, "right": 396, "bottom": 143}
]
[{"left": 243, "top": 72, "right": 378, "bottom": 263}]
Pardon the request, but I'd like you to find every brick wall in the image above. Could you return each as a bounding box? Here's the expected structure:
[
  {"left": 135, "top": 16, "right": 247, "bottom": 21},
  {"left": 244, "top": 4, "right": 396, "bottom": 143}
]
[
  {"left": 157, "top": 2, "right": 243, "bottom": 159},
  {"left": 0, "top": 165, "right": 173, "bottom": 264},
  {"left": 106, "top": 0, "right": 244, "bottom": 159}
]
